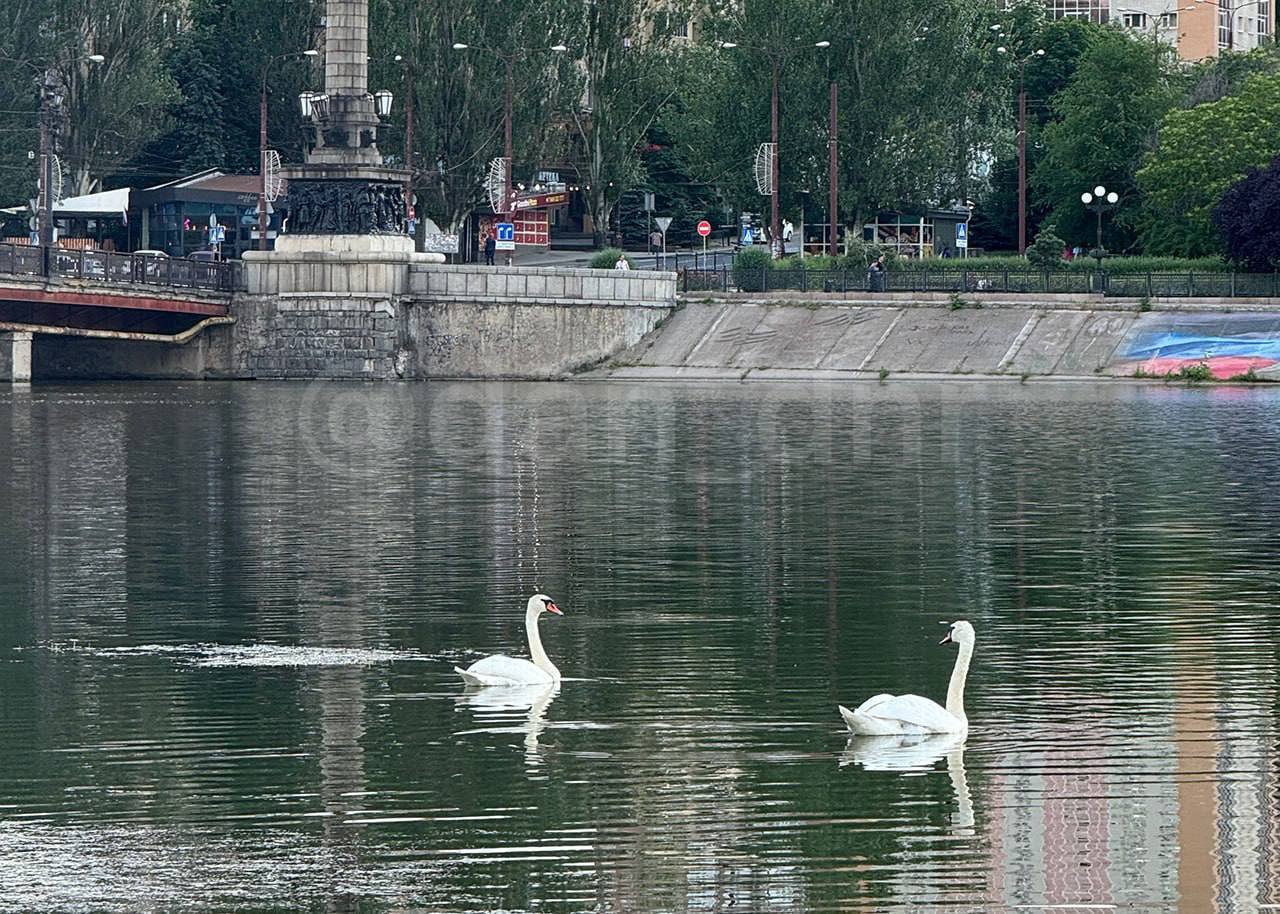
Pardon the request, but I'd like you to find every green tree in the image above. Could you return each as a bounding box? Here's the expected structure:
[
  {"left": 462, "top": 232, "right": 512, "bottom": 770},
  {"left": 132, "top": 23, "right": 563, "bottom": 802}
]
[
  {"left": 1036, "top": 28, "right": 1178, "bottom": 251},
  {"left": 567, "top": 0, "right": 690, "bottom": 248},
  {"left": 369, "top": 0, "right": 578, "bottom": 234},
  {"left": 969, "top": 17, "right": 1103, "bottom": 252},
  {"left": 1213, "top": 156, "right": 1280, "bottom": 271},
  {"left": 1137, "top": 71, "right": 1280, "bottom": 256},
  {"left": 687, "top": 0, "right": 1013, "bottom": 244},
  {"left": 0, "top": 0, "right": 180, "bottom": 201}
]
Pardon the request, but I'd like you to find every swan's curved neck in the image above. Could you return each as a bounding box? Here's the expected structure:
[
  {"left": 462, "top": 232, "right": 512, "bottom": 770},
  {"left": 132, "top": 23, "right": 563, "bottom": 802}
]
[
  {"left": 525, "top": 607, "right": 560, "bottom": 680},
  {"left": 945, "top": 639, "right": 974, "bottom": 724}
]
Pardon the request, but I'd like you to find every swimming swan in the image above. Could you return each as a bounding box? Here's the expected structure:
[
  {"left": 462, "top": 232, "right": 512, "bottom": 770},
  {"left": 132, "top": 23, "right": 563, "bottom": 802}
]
[
  {"left": 455, "top": 594, "right": 564, "bottom": 687},
  {"left": 839, "top": 620, "right": 975, "bottom": 735}
]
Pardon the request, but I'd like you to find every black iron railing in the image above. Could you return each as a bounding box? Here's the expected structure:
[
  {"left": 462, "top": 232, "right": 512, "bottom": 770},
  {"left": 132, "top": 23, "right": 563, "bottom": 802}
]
[
  {"left": 681, "top": 266, "right": 1280, "bottom": 299},
  {"left": 0, "top": 242, "right": 243, "bottom": 292}
]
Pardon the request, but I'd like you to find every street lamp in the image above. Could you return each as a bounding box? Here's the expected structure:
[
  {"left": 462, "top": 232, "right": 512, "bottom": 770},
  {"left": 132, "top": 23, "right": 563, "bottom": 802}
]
[
  {"left": 1081, "top": 185, "right": 1119, "bottom": 270},
  {"left": 259, "top": 48, "right": 319, "bottom": 251},
  {"left": 718, "top": 38, "right": 831, "bottom": 259},
  {"left": 997, "top": 45, "right": 1045, "bottom": 256},
  {"left": 32, "top": 53, "right": 106, "bottom": 268},
  {"left": 452, "top": 40, "right": 568, "bottom": 263}
]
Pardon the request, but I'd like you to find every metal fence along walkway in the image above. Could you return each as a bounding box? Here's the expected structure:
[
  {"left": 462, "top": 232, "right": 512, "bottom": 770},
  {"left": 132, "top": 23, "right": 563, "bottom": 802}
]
[
  {"left": 682, "top": 266, "right": 1280, "bottom": 299},
  {"left": 0, "top": 242, "right": 242, "bottom": 293}
]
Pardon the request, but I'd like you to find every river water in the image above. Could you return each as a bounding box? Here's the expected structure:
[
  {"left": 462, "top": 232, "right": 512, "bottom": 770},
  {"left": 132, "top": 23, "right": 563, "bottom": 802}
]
[{"left": 2, "top": 380, "right": 1278, "bottom": 913}]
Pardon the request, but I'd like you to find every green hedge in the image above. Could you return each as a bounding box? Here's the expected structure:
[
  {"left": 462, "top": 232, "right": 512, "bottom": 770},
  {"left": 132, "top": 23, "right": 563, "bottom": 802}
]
[{"left": 894, "top": 254, "right": 1231, "bottom": 274}]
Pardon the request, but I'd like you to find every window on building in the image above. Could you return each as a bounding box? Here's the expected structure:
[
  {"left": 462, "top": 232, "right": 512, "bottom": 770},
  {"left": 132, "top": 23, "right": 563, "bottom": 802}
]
[
  {"left": 1159, "top": 11, "right": 1178, "bottom": 27},
  {"left": 862, "top": 214, "right": 936, "bottom": 259},
  {"left": 1219, "top": 0, "right": 1233, "bottom": 48},
  {"left": 673, "top": 19, "right": 692, "bottom": 40},
  {"left": 1048, "top": 0, "right": 1110, "bottom": 24},
  {"left": 1122, "top": 12, "right": 1148, "bottom": 28},
  {"left": 1259, "top": 2, "right": 1271, "bottom": 35}
]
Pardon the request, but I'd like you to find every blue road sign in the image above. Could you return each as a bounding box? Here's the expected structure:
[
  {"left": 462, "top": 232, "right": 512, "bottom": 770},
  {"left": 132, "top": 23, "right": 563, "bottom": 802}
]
[
  {"left": 495, "top": 222, "right": 515, "bottom": 251},
  {"left": 741, "top": 226, "right": 754, "bottom": 245},
  {"left": 956, "top": 222, "right": 968, "bottom": 248}
]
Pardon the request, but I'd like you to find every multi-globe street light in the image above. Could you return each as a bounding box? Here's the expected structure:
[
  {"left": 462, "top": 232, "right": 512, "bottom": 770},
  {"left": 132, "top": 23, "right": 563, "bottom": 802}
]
[{"left": 1081, "top": 184, "right": 1119, "bottom": 269}]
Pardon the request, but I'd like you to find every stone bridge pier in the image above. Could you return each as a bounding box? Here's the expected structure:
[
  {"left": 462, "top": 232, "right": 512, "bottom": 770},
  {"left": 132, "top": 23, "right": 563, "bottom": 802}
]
[{"left": 4, "top": 332, "right": 32, "bottom": 383}]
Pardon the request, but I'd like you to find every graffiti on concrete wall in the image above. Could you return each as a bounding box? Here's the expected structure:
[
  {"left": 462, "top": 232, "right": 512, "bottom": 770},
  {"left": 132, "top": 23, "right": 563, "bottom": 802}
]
[{"left": 1114, "top": 313, "right": 1280, "bottom": 379}]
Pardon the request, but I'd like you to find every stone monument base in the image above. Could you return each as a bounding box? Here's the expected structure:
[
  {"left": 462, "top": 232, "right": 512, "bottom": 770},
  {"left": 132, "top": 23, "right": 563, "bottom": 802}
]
[{"left": 242, "top": 234, "right": 444, "bottom": 296}]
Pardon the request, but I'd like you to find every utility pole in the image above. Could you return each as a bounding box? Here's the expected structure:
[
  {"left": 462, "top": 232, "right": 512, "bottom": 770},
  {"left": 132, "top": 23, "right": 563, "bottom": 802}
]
[
  {"left": 258, "top": 67, "right": 270, "bottom": 251},
  {"left": 1017, "top": 68, "right": 1027, "bottom": 255},
  {"left": 37, "top": 69, "right": 61, "bottom": 273},
  {"left": 769, "top": 55, "right": 780, "bottom": 258},
  {"left": 828, "top": 79, "right": 838, "bottom": 256},
  {"left": 403, "top": 7, "right": 418, "bottom": 247}
]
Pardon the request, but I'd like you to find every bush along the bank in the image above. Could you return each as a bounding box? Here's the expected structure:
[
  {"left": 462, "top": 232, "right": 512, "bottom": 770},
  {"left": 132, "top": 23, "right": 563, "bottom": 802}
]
[
  {"left": 731, "top": 250, "right": 1231, "bottom": 276},
  {"left": 590, "top": 248, "right": 634, "bottom": 269},
  {"left": 732, "top": 247, "right": 773, "bottom": 291},
  {"left": 1026, "top": 227, "right": 1067, "bottom": 272}
]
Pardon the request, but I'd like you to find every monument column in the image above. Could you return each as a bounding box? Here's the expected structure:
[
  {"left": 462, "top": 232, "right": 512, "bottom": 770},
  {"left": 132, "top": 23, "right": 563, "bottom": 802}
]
[{"left": 244, "top": 0, "right": 439, "bottom": 299}]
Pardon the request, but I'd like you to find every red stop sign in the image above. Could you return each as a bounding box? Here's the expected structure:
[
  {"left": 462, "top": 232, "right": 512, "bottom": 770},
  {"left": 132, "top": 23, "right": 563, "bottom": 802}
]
[{"left": 696, "top": 220, "right": 712, "bottom": 237}]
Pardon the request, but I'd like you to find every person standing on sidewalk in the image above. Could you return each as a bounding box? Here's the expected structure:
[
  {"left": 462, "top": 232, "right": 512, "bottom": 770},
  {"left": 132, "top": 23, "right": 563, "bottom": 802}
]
[{"left": 483, "top": 231, "right": 496, "bottom": 267}]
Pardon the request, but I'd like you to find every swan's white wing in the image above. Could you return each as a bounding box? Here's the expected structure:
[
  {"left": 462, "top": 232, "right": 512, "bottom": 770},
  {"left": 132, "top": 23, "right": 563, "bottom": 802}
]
[
  {"left": 855, "top": 694, "right": 897, "bottom": 715},
  {"left": 861, "top": 694, "right": 963, "bottom": 733},
  {"left": 456, "top": 654, "right": 553, "bottom": 687}
]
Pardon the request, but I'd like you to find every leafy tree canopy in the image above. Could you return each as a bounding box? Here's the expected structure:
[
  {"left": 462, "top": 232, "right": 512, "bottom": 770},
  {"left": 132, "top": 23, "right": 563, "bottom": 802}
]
[
  {"left": 1213, "top": 156, "right": 1280, "bottom": 271},
  {"left": 1036, "top": 27, "right": 1180, "bottom": 250},
  {"left": 1137, "top": 71, "right": 1280, "bottom": 257}
]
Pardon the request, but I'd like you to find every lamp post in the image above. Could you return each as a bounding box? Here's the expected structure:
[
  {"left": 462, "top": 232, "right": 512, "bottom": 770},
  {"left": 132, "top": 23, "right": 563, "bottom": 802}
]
[
  {"left": 452, "top": 41, "right": 568, "bottom": 263},
  {"left": 718, "top": 38, "right": 831, "bottom": 259},
  {"left": 30, "top": 53, "right": 105, "bottom": 269},
  {"left": 259, "top": 49, "right": 319, "bottom": 251},
  {"left": 1081, "top": 184, "right": 1119, "bottom": 271},
  {"left": 997, "top": 46, "right": 1044, "bottom": 255},
  {"left": 818, "top": 40, "right": 839, "bottom": 257}
]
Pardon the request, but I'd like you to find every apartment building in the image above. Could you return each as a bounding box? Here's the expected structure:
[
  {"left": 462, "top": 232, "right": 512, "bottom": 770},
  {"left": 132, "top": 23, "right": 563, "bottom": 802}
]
[{"left": 1047, "top": 0, "right": 1273, "bottom": 60}]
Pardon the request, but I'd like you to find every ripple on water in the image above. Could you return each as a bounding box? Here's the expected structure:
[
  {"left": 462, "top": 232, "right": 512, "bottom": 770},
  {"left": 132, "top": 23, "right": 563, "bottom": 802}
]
[{"left": 31, "top": 642, "right": 436, "bottom": 668}]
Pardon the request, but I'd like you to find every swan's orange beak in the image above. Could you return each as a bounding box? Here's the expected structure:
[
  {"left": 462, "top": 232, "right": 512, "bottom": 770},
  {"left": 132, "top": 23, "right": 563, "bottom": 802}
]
[
  {"left": 939, "top": 629, "right": 953, "bottom": 645},
  {"left": 546, "top": 602, "right": 563, "bottom": 615}
]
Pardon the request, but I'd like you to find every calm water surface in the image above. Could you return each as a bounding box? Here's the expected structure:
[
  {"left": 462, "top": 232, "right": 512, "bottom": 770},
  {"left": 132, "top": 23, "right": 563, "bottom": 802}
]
[{"left": 2, "top": 380, "right": 1279, "bottom": 913}]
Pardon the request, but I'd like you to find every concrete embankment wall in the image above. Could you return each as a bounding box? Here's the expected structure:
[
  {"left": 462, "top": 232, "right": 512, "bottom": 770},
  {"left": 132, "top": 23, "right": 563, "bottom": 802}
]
[
  {"left": 15, "top": 265, "right": 676, "bottom": 381},
  {"left": 404, "top": 265, "right": 675, "bottom": 379},
  {"left": 596, "top": 294, "right": 1280, "bottom": 381}
]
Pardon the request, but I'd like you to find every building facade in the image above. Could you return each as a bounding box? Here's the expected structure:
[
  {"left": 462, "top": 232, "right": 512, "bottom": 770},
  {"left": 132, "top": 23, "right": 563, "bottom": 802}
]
[{"left": 1047, "top": 0, "right": 1273, "bottom": 60}]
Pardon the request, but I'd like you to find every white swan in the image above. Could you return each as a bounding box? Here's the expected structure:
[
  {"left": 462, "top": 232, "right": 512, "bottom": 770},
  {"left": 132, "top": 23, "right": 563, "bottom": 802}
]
[
  {"left": 455, "top": 594, "right": 563, "bottom": 687},
  {"left": 839, "top": 620, "right": 975, "bottom": 735}
]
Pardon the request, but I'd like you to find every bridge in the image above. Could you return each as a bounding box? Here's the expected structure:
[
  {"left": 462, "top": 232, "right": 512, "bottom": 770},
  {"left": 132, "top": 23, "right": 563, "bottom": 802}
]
[{"left": 1, "top": 242, "right": 238, "bottom": 382}]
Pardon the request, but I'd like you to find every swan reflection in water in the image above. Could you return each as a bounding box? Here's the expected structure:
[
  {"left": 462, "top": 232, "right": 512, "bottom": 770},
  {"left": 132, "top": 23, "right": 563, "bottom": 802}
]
[
  {"left": 840, "top": 732, "right": 974, "bottom": 834},
  {"left": 456, "top": 682, "right": 560, "bottom": 769}
]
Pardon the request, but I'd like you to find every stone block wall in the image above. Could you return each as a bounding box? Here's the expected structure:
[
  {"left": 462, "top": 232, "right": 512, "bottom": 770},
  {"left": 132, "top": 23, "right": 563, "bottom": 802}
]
[
  {"left": 231, "top": 295, "right": 404, "bottom": 379},
  {"left": 409, "top": 264, "right": 677, "bottom": 307}
]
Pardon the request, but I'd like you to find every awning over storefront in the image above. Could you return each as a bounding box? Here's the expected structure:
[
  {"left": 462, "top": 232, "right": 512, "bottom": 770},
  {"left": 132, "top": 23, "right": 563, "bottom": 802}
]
[{"left": 52, "top": 187, "right": 131, "bottom": 220}]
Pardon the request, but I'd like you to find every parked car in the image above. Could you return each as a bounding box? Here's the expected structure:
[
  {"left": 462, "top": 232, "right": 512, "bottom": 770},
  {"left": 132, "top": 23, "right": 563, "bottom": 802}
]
[
  {"left": 188, "top": 250, "right": 220, "bottom": 262},
  {"left": 132, "top": 249, "right": 169, "bottom": 280}
]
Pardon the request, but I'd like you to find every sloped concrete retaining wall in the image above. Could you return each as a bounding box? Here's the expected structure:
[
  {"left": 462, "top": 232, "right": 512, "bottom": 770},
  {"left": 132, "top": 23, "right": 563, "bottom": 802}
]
[{"left": 599, "top": 299, "right": 1280, "bottom": 381}]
